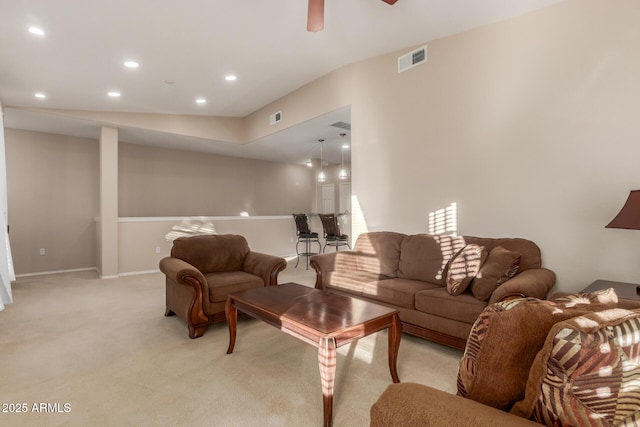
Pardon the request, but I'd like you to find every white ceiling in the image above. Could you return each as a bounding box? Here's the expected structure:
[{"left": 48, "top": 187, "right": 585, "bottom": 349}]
[{"left": 0, "top": 0, "right": 564, "bottom": 165}]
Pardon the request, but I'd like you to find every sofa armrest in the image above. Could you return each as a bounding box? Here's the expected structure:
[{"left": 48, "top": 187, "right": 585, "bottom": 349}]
[
  {"left": 310, "top": 251, "right": 358, "bottom": 289},
  {"left": 371, "top": 383, "right": 538, "bottom": 427},
  {"left": 489, "top": 268, "right": 556, "bottom": 304},
  {"left": 243, "top": 252, "right": 287, "bottom": 286}
]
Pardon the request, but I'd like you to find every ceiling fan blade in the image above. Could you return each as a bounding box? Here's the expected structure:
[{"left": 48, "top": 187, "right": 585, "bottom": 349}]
[
  {"left": 307, "top": 0, "right": 324, "bottom": 32},
  {"left": 381, "top": 0, "right": 398, "bottom": 4}
]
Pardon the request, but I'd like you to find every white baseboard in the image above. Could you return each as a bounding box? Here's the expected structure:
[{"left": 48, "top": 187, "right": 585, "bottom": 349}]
[
  {"left": 118, "top": 269, "right": 160, "bottom": 277},
  {"left": 16, "top": 267, "right": 98, "bottom": 278},
  {"left": 16, "top": 267, "right": 161, "bottom": 279}
]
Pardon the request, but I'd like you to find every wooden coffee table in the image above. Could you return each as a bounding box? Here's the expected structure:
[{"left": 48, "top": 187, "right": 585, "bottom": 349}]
[{"left": 225, "top": 283, "right": 401, "bottom": 427}]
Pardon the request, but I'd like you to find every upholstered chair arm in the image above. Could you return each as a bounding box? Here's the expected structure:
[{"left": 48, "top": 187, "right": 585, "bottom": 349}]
[
  {"left": 371, "top": 383, "right": 538, "bottom": 427},
  {"left": 489, "top": 268, "right": 556, "bottom": 304},
  {"left": 243, "top": 252, "right": 287, "bottom": 286},
  {"left": 159, "top": 256, "right": 211, "bottom": 338},
  {"left": 159, "top": 257, "right": 210, "bottom": 295},
  {"left": 310, "top": 251, "right": 358, "bottom": 289}
]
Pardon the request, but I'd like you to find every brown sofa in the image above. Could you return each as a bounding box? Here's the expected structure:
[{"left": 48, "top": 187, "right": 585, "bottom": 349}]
[
  {"left": 159, "top": 234, "right": 287, "bottom": 338},
  {"left": 310, "top": 231, "right": 555, "bottom": 349},
  {"left": 371, "top": 289, "right": 640, "bottom": 426}
]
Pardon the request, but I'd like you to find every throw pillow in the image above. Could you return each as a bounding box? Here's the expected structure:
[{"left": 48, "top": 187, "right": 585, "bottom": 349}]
[
  {"left": 470, "top": 246, "right": 521, "bottom": 301},
  {"left": 510, "top": 308, "right": 640, "bottom": 424},
  {"left": 446, "top": 244, "right": 488, "bottom": 296},
  {"left": 551, "top": 286, "right": 619, "bottom": 307},
  {"left": 456, "top": 289, "right": 619, "bottom": 412}
]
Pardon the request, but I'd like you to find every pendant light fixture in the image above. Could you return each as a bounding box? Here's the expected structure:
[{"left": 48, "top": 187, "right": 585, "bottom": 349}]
[
  {"left": 317, "top": 139, "right": 326, "bottom": 183},
  {"left": 338, "top": 133, "right": 349, "bottom": 180}
]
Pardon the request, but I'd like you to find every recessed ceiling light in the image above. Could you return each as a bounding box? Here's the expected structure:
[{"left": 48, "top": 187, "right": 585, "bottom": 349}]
[
  {"left": 225, "top": 75, "right": 237, "bottom": 81},
  {"left": 196, "top": 98, "right": 206, "bottom": 104},
  {"left": 108, "top": 91, "right": 121, "bottom": 98},
  {"left": 34, "top": 92, "right": 46, "bottom": 99},
  {"left": 28, "top": 27, "right": 45, "bottom": 36},
  {"left": 124, "top": 61, "right": 139, "bottom": 68}
]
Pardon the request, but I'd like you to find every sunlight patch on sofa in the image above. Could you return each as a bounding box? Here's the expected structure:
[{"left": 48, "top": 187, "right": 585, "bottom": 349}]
[
  {"left": 596, "top": 386, "right": 613, "bottom": 398},
  {"left": 432, "top": 234, "right": 466, "bottom": 281},
  {"left": 598, "top": 365, "right": 613, "bottom": 377}
]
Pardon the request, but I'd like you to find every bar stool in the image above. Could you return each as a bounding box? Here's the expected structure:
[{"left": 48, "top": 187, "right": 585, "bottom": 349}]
[
  {"left": 292, "top": 213, "right": 321, "bottom": 269},
  {"left": 318, "top": 213, "right": 350, "bottom": 252}
]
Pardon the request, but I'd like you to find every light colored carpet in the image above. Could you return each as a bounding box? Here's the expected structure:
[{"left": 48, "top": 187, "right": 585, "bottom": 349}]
[{"left": 0, "top": 260, "right": 463, "bottom": 426}]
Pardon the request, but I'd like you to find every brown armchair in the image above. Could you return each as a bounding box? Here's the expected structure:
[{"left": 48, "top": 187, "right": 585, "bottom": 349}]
[{"left": 159, "top": 234, "right": 287, "bottom": 338}]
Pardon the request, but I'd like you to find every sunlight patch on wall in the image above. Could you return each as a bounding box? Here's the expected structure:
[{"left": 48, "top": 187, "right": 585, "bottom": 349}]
[
  {"left": 428, "top": 202, "right": 457, "bottom": 236},
  {"left": 165, "top": 218, "right": 217, "bottom": 241},
  {"left": 350, "top": 194, "right": 369, "bottom": 242}
]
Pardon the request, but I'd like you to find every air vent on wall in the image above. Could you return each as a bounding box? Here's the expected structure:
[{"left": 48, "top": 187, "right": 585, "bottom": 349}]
[
  {"left": 270, "top": 111, "right": 282, "bottom": 125},
  {"left": 330, "top": 121, "right": 351, "bottom": 131},
  {"left": 398, "top": 45, "right": 427, "bottom": 73}
]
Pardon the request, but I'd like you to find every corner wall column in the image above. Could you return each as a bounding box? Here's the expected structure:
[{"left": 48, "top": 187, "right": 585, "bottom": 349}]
[
  {"left": 99, "top": 126, "right": 118, "bottom": 278},
  {"left": 311, "top": 158, "right": 321, "bottom": 213}
]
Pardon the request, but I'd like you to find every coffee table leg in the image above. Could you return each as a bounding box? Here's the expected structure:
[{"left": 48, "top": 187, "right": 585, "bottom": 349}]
[
  {"left": 318, "top": 337, "right": 337, "bottom": 427},
  {"left": 388, "top": 313, "right": 401, "bottom": 383},
  {"left": 225, "top": 297, "right": 237, "bottom": 354}
]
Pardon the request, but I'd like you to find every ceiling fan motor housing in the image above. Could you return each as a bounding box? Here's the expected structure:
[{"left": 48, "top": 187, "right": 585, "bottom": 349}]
[{"left": 307, "top": 0, "right": 398, "bottom": 32}]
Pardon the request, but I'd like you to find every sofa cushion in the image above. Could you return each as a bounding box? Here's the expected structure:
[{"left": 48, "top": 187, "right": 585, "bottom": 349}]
[
  {"left": 457, "top": 288, "right": 619, "bottom": 411},
  {"left": 415, "top": 287, "right": 487, "bottom": 324},
  {"left": 511, "top": 308, "right": 640, "bottom": 425},
  {"left": 398, "top": 234, "right": 467, "bottom": 285},
  {"left": 205, "top": 271, "right": 264, "bottom": 303},
  {"left": 362, "top": 278, "right": 440, "bottom": 309},
  {"left": 470, "top": 246, "right": 521, "bottom": 301},
  {"left": 465, "top": 236, "right": 542, "bottom": 271},
  {"left": 552, "top": 290, "right": 620, "bottom": 307},
  {"left": 324, "top": 270, "right": 390, "bottom": 296},
  {"left": 446, "top": 244, "right": 488, "bottom": 296},
  {"left": 353, "top": 231, "right": 406, "bottom": 277}
]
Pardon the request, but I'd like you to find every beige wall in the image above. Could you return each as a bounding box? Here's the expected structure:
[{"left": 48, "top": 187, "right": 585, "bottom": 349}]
[
  {"left": 118, "top": 142, "right": 313, "bottom": 217},
  {"left": 5, "top": 128, "right": 99, "bottom": 275},
  {"left": 248, "top": 0, "right": 640, "bottom": 291},
  {"left": 311, "top": 163, "right": 352, "bottom": 214},
  {"left": 118, "top": 216, "right": 299, "bottom": 274},
  {"left": 24, "top": 109, "right": 246, "bottom": 143},
  {"left": 5, "top": 131, "right": 315, "bottom": 274},
  {"left": 7, "top": 0, "right": 640, "bottom": 289},
  {"left": 351, "top": 0, "right": 640, "bottom": 291}
]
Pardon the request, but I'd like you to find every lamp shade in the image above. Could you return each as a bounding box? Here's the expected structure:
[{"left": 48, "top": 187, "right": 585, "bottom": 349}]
[{"left": 606, "top": 190, "right": 640, "bottom": 230}]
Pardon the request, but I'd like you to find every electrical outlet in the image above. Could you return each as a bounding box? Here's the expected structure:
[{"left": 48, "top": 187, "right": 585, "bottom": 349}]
[
  {"left": 39, "top": 248, "right": 46, "bottom": 256},
  {"left": 155, "top": 246, "right": 161, "bottom": 254}
]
